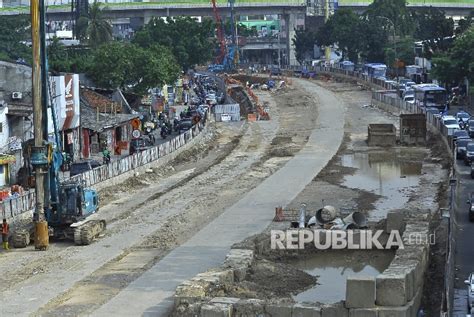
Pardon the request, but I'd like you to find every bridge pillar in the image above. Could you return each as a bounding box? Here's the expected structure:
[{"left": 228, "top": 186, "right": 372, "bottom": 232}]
[{"left": 284, "top": 12, "right": 298, "bottom": 66}]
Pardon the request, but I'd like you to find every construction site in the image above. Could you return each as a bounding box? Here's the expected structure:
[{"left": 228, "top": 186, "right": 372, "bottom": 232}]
[{"left": 0, "top": 71, "right": 450, "bottom": 316}]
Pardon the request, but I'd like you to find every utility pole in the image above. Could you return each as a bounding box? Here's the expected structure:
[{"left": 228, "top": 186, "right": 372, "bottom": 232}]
[{"left": 31, "top": 0, "right": 49, "bottom": 250}]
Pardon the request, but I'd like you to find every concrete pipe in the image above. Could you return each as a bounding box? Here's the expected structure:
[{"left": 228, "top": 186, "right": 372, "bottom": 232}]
[
  {"left": 315, "top": 205, "right": 338, "bottom": 224},
  {"left": 307, "top": 216, "right": 317, "bottom": 227},
  {"left": 343, "top": 211, "right": 367, "bottom": 228}
]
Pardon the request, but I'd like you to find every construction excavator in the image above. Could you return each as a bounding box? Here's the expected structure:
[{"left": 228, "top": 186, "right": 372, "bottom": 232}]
[{"left": 12, "top": 0, "right": 105, "bottom": 249}]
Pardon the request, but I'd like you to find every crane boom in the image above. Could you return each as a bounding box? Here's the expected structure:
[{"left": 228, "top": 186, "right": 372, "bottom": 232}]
[{"left": 211, "top": 0, "right": 226, "bottom": 64}]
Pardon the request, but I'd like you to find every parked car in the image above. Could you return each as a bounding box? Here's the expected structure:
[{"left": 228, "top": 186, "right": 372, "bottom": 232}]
[
  {"left": 453, "top": 129, "right": 470, "bottom": 141},
  {"left": 442, "top": 115, "right": 461, "bottom": 135},
  {"left": 130, "top": 136, "right": 154, "bottom": 155},
  {"left": 70, "top": 159, "right": 102, "bottom": 177},
  {"left": 457, "top": 139, "right": 471, "bottom": 160},
  {"left": 465, "top": 142, "right": 474, "bottom": 165}
]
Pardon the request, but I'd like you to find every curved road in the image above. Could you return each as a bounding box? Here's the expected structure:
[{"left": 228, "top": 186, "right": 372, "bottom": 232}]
[{"left": 92, "top": 79, "right": 346, "bottom": 316}]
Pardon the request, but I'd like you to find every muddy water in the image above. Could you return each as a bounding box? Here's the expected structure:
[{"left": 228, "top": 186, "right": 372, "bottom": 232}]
[
  {"left": 291, "top": 250, "right": 394, "bottom": 304},
  {"left": 342, "top": 150, "right": 424, "bottom": 220}
]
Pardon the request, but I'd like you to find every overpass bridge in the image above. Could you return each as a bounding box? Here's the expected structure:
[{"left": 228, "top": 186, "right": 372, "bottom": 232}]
[{"left": 338, "top": 0, "right": 474, "bottom": 17}]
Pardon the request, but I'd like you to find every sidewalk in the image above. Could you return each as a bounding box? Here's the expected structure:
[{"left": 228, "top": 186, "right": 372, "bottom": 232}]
[{"left": 92, "top": 79, "right": 345, "bottom": 316}]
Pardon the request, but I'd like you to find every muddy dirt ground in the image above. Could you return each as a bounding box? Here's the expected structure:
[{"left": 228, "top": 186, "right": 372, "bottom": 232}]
[
  {"left": 262, "top": 78, "right": 448, "bottom": 312},
  {"left": 0, "top": 83, "right": 323, "bottom": 316}
]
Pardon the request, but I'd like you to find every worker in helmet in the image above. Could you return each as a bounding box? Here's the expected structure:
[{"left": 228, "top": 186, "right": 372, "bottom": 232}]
[{"left": 2, "top": 218, "right": 9, "bottom": 250}]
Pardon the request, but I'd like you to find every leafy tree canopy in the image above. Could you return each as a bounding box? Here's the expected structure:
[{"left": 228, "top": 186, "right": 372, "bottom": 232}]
[
  {"left": 0, "top": 15, "right": 31, "bottom": 63},
  {"left": 432, "top": 26, "right": 474, "bottom": 85},
  {"left": 316, "top": 9, "right": 363, "bottom": 63},
  {"left": 86, "top": 42, "right": 180, "bottom": 94},
  {"left": 292, "top": 29, "right": 317, "bottom": 65},
  {"left": 133, "top": 17, "right": 214, "bottom": 70},
  {"left": 76, "top": 1, "right": 113, "bottom": 48}
]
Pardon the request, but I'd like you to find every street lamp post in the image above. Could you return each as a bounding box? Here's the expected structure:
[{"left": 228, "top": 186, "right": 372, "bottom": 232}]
[{"left": 377, "top": 16, "right": 399, "bottom": 89}]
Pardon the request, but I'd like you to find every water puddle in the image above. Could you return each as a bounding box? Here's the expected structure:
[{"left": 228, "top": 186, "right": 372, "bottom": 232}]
[
  {"left": 341, "top": 150, "right": 423, "bottom": 220},
  {"left": 291, "top": 250, "right": 394, "bottom": 304}
]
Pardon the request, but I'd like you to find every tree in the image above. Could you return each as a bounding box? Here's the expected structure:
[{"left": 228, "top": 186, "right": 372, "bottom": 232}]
[
  {"left": 292, "top": 29, "right": 316, "bottom": 65},
  {"left": 133, "top": 17, "right": 214, "bottom": 70},
  {"left": 357, "top": 18, "right": 388, "bottom": 62},
  {"left": 410, "top": 7, "right": 454, "bottom": 59},
  {"left": 456, "top": 11, "right": 474, "bottom": 35},
  {"left": 86, "top": 42, "right": 180, "bottom": 94},
  {"left": 364, "top": 0, "right": 414, "bottom": 37},
  {"left": 432, "top": 27, "right": 474, "bottom": 85},
  {"left": 76, "top": 1, "right": 113, "bottom": 48},
  {"left": 0, "top": 15, "right": 31, "bottom": 62},
  {"left": 315, "top": 9, "right": 363, "bottom": 63},
  {"left": 47, "top": 38, "right": 92, "bottom": 74}
]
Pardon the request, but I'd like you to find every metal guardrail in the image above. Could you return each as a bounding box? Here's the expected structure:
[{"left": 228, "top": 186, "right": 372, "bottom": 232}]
[{"left": 1, "top": 121, "right": 206, "bottom": 220}]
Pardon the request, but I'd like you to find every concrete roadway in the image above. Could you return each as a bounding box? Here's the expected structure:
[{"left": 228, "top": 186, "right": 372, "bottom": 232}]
[
  {"left": 453, "top": 151, "right": 474, "bottom": 316},
  {"left": 91, "top": 79, "right": 346, "bottom": 316}
]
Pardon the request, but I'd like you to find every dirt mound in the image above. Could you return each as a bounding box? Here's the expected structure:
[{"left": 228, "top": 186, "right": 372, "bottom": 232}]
[{"left": 217, "top": 258, "right": 317, "bottom": 300}]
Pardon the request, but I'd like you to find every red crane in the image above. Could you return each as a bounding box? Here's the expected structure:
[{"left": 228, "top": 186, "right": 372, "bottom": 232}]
[{"left": 211, "top": 0, "right": 226, "bottom": 64}]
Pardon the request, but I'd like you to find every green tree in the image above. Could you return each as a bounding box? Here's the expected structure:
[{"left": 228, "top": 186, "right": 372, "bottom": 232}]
[
  {"left": 47, "top": 37, "right": 92, "bottom": 74},
  {"left": 133, "top": 17, "right": 214, "bottom": 70},
  {"left": 411, "top": 7, "right": 454, "bottom": 59},
  {"left": 76, "top": 1, "right": 113, "bottom": 48},
  {"left": 87, "top": 42, "right": 180, "bottom": 94},
  {"left": 364, "top": 0, "right": 414, "bottom": 37},
  {"left": 315, "top": 9, "right": 362, "bottom": 63},
  {"left": 0, "top": 15, "right": 31, "bottom": 62},
  {"left": 456, "top": 11, "right": 474, "bottom": 35},
  {"left": 292, "top": 29, "right": 316, "bottom": 65},
  {"left": 432, "top": 27, "right": 474, "bottom": 85},
  {"left": 357, "top": 18, "right": 388, "bottom": 62}
]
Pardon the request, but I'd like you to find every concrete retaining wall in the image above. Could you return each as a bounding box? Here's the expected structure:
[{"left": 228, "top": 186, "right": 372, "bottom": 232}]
[{"left": 172, "top": 212, "right": 430, "bottom": 317}]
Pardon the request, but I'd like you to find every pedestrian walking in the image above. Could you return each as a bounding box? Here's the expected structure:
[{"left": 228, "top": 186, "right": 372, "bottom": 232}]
[{"left": 2, "top": 218, "right": 9, "bottom": 250}]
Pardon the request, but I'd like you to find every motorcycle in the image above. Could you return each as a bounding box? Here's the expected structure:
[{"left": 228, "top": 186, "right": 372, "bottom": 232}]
[{"left": 160, "top": 126, "right": 168, "bottom": 139}]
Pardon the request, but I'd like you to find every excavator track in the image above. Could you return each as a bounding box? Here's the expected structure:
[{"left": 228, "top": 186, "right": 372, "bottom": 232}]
[{"left": 73, "top": 220, "right": 106, "bottom": 245}]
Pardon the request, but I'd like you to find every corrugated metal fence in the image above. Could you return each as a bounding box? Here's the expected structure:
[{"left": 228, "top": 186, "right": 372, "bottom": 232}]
[{"left": 1, "top": 122, "right": 205, "bottom": 220}]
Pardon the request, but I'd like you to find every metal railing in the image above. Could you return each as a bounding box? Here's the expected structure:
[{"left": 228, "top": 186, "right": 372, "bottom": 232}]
[{"left": 1, "top": 121, "right": 206, "bottom": 220}]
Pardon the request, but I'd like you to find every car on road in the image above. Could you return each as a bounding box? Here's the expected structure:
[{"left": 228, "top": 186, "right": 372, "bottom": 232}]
[
  {"left": 403, "top": 95, "right": 415, "bottom": 104},
  {"left": 442, "top": 115, "right": 461, "bottom": 135},
  {"left": 457, "top": 111, "right": 471, "bottom": 122},
  {"left": 465, "top": 142, "right": 474, "bottom": 165},
  {"left": 457, "top": 139, "right": 471, "bottom": 160},
  {"left": 468, "top": 120, "right": 474, "bottom": 137},
  {"left": 424, "top": 107, "right": 442, "bottom": 118},
  {"left": 70, "top": 159, "right": 102, "bottom": 177},
  {"left": 453, "top": 129, "right": 470, "bottom": 141},
  {"left": 130, "top": 136, "right": 154, "bottom": 155},
  {"left": 465, "top": 273, "right": 474, "bottom": 307}
]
